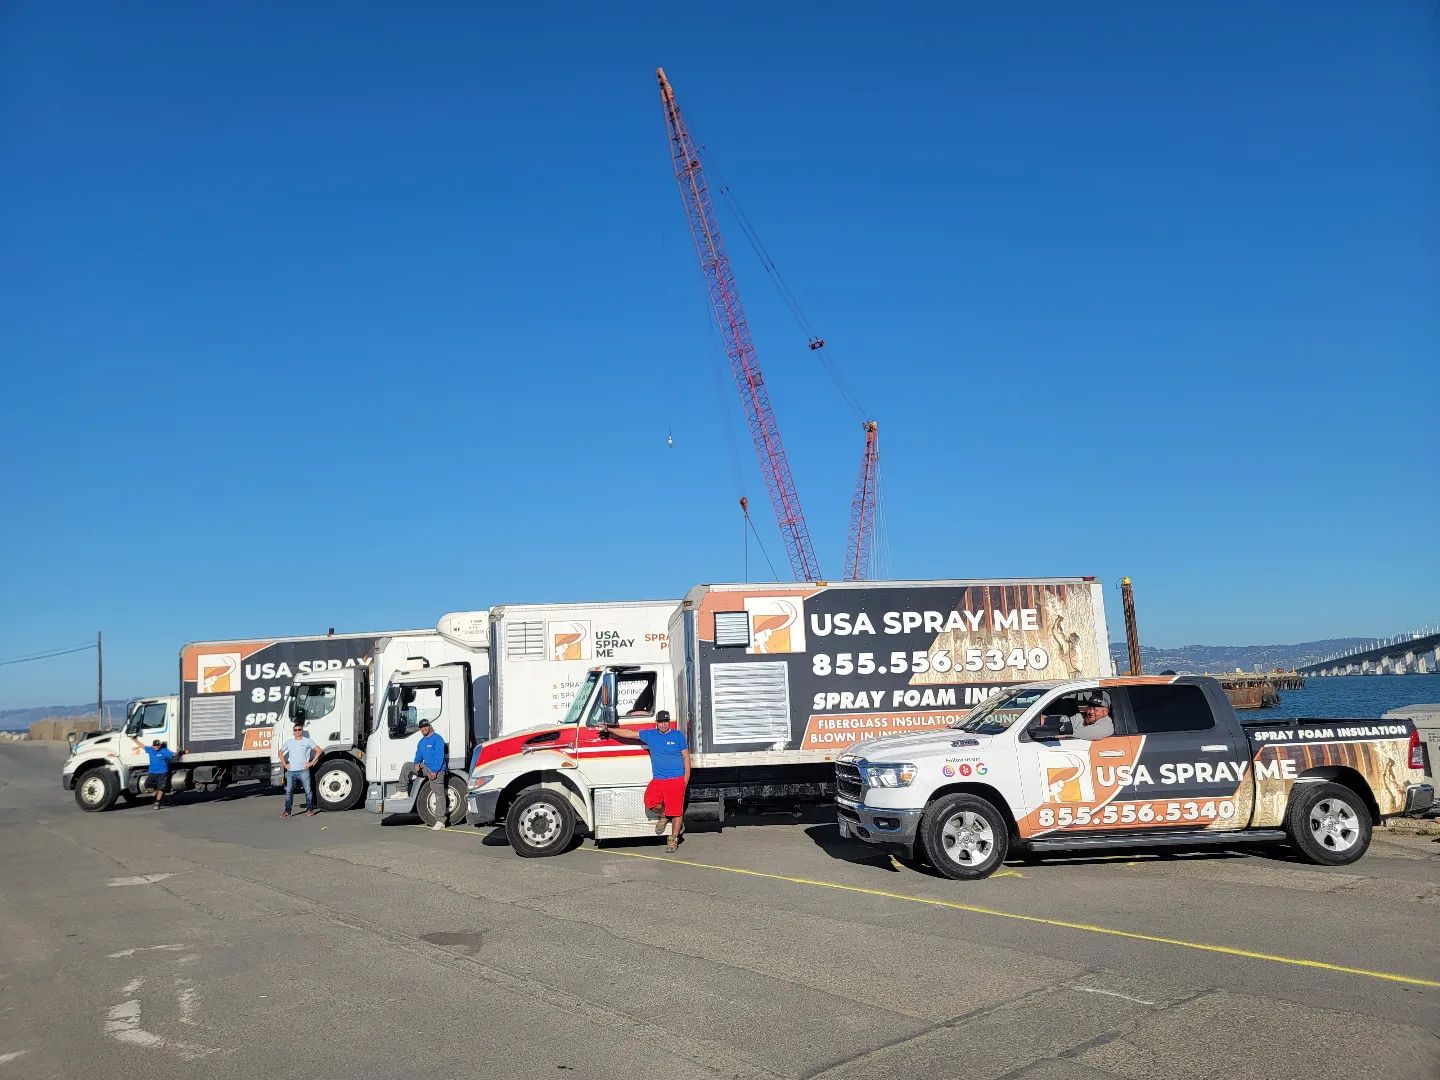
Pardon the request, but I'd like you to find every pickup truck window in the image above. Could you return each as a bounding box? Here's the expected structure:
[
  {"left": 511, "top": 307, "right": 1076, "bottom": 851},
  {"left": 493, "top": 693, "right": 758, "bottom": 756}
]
[
  {"left": 1127, "top": 684, "right": 1214, "bottom": 733},
  {"left": 953, "top": 687, "right": 1048, "bottom": 734}
]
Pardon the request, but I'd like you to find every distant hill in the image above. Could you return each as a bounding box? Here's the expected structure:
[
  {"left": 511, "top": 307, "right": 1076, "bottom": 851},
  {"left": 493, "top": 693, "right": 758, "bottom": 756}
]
[
  {"left": 0, "top": 699, "right": 133, "bottom": 731},
  {"left": 1108, "top": 638, "right": 1369, "bottom": 675}
]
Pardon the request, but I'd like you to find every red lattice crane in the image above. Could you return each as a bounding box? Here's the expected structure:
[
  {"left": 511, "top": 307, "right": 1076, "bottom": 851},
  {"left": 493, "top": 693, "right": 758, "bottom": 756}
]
[
  {"left": 844, "top": 421, "right": 880, "bottom": 580},
  {"left": 658, "top": 68, "right": 822, "bottom": 582}
]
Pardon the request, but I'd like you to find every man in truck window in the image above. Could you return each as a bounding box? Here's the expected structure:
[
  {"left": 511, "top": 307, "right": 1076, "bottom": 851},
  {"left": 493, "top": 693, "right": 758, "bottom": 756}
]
[
  {"left": 1063, "top": 694, "right": 1115, "bottom": 741},
  {"left": 279, "top": 722, "right": 322, "bottom": 818},
  {"left": 398, "top": 719, "right": 448, "bottom": 832},
  {"left": 600, "top": 709, "right": 690, "bottom": 853},
  {"left": 131, "top": 736, "right": 175, "bottom": 809}
]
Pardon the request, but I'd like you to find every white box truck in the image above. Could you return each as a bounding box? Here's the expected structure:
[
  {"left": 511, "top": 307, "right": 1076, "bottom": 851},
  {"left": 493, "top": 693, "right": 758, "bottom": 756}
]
[
  {"left": 273, "top": 600, "right": 678, "bottom": 825},
  {"left": 61, "top": 629, "right": 419, "bottom": 811},
  {"left": 464, "top": 578, "right": 1113, "bottom": 855}
]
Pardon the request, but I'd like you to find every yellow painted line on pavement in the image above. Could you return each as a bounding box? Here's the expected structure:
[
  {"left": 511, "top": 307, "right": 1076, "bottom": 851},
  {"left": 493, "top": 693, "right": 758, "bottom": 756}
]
[
  {"left": 410, "top": 825, "right": 1437, "bottom": 989},
  {"left": 576, "top": 846, "right": 1440, "bottom": 990}
]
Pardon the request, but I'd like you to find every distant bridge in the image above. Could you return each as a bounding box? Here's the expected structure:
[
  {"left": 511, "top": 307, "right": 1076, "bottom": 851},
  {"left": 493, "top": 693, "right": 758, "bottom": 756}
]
[{"left": 1298, "top": 627, "right": 1440, "bottom": 676}]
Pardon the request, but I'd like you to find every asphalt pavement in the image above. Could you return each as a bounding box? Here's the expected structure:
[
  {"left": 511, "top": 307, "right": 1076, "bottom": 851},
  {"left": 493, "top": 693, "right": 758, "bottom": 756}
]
[{"left": 1, "top": 740, "right": 1436, "bottom": 1080}]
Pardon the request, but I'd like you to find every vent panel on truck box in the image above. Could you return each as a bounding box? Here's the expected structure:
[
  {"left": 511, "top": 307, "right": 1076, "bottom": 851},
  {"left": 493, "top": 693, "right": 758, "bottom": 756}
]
[
  {"left": 189, "top": 698, "right": 236, "bottom": 742},
  {"left": 710, "top": 662, "right": 791, "bottom": 745},
  {"left": 505, "top": 621, "right": 546, "bottom": 661}
]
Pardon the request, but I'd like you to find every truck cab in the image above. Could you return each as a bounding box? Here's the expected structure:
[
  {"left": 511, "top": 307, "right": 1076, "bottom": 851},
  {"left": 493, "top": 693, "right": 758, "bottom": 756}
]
[
  {"left": 464, "top": 663, "right": 682, "bottom": 856},
  {"left": 62, "top": 695, "right": 178, "bottom": 811},
  {"left": 268, "top": 668, "right": 371, "bottom": 811},
  {"left": 364, "top": 662, "right": 478, "bottom": 825}
]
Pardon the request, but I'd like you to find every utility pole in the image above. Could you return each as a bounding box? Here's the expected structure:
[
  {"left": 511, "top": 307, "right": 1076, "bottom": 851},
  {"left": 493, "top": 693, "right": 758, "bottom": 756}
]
[
  {"left": 96, "top": 630, "right": 105, "bottom": 728},
  {"left": 1120, "top": 578, "right": 1141, "bottom": 676}
]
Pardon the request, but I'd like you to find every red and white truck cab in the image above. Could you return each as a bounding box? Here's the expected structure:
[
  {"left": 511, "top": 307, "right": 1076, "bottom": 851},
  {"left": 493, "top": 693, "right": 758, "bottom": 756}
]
[{"left": 465, "top": 665, "right": 690, "bottom": 856}]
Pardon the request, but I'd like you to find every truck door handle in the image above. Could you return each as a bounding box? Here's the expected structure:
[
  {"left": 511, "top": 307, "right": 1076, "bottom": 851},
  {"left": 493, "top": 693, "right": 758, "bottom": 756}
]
[
  {"left": 1098, "top": 750, "right": 1125, "bottom": 758},
  {"left": 1200, "top": 744, "right": 1227, "bottom": 752}
]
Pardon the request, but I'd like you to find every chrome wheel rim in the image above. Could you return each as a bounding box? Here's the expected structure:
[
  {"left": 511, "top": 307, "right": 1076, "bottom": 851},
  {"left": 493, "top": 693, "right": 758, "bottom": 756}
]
[
  {"left": 517, "top": 802, "right": 562, "bottom": 847},
  {"left": 1308, "top": 796, "right": 1360, "bottom": 853},
  {"left": 320, "top": 772, "right": 353, "bottom": 801},
  {"left": 941, "top": 810, "right": 995, "bottom": 866},
  {"left": 79, "top": 776, "right": 106, "bottom": 805}
]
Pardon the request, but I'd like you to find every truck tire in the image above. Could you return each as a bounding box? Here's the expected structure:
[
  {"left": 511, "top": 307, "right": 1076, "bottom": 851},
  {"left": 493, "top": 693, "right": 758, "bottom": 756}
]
[
  {"left": 314, "top": 759, "right": 364, "bottom": 812},
  {"left": 74, "top": 768, "right": 119, "bottom": 813},
  {"left": 415, "top": 775, "right": 468, "bottom": 826},
  {"left": 505, "top": 787, "right": 576, "bottom": 858},
  {"left": 1286, "top": 781, "right": 1372, "bottom": 866},
  {"left": 918, "top": 792, "right": 1010, "bottom": 880}
]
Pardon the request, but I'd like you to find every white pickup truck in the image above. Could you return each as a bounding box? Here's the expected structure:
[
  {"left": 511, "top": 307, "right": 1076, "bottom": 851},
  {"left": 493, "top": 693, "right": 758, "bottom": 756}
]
[{"left": 836, "top": 675, "right": 1433, "bottom": 879}]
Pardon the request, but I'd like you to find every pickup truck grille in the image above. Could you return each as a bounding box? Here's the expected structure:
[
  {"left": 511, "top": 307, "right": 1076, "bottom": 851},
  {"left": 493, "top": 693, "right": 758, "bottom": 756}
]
[{"left": 835, "top": 762, "right": 863, "bottom": 802}]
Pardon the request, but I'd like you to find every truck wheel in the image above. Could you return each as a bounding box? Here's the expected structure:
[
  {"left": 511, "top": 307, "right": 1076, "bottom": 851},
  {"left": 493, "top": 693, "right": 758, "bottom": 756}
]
[
  {"left": 74, "top": 769, "right": 119, "bottom": 812},
  {"left": 1286, "top": 782, "right": 1372, "bottom": 866},
  {"left": 415, "top": 775, "right": 468, "bottom": 826},
  {"left": 918, "top": 793, "right": 1010, "bottom": 880},
  {"left": 314, "top": 760, "right": 364, "bottom": 812},
  {"left": 505, "top": 788, "right": 576, "bottom": 858}
]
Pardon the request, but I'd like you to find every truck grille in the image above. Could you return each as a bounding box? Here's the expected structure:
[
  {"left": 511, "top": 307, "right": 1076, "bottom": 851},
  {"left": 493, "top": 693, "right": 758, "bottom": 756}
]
[{"left": 835, "top": 762, "right": 863, "bottom": 802}]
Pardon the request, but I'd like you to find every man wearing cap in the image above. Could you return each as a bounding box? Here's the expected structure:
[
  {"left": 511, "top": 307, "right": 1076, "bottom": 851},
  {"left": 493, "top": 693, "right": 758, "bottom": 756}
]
[
  {"left": 398, "top": 719, "right": 449, "bottom": 831},
  {"left": 130, "top": 734, "right": 176, "bottom": 809},
  {"left": 599, "top": 710, "right": 689, "bottom": 853},
  {"left": 1065, "top": 694, "right": 1115, "bottom": 741},
  {"left": 278, "top": 721, "right": 322, "bottom": 818}
]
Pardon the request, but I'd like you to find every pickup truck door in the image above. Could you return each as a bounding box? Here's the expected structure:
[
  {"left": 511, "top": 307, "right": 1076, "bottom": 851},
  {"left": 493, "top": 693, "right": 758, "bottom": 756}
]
[
  {"left": 1016, "top": 689, "right": 1146, "bottom": 839},
  {"left": 1112, "top": 681, "right": 1249, "bottom": 832}
]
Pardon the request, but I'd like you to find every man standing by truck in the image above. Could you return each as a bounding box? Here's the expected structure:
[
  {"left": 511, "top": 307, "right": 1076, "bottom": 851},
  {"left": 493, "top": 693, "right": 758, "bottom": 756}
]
[
  {"left": 131, "top": 735, "right": 175, "bottom": 809},
  {"left": 398, "top": 719, "right": 448, "bottom": 831},
  {"left": 278, "top": 721, "right": 321, "bottom": 818},
  {"left": 600, "top": 709, "right": 689, "bottom": 853}
]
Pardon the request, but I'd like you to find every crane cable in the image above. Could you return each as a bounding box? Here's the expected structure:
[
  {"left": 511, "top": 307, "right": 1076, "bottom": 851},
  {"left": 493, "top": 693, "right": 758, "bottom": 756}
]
[{"left": 698, "top": 144, "right": 869, "bottom": 421}]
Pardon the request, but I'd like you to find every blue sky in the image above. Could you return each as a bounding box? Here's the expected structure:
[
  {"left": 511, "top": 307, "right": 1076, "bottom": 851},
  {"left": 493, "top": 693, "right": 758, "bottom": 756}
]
[{"left": 2, "top": 2, "right": 1436, "bottom": 708}]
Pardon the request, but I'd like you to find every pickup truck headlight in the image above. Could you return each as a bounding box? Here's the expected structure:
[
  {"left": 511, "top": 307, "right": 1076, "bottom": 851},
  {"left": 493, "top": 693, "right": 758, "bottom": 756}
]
[
  {"left": 863, "top": 762, "right": 917, "bottom": 788},
  {"left": 468, "top": 774, "right": 494, "bottom": 791}
]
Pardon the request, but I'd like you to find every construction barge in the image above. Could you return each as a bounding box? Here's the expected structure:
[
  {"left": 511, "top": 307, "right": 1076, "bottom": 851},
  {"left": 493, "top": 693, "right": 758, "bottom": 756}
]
[{"left": 1216, "top": 672, "right": 1305, "bottom": 710}]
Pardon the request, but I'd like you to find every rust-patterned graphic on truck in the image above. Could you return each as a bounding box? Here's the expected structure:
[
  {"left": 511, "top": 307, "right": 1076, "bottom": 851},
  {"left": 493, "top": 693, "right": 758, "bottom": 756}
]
[{"left": 693, "top": 581, "right": 1108, "bottom": 755}]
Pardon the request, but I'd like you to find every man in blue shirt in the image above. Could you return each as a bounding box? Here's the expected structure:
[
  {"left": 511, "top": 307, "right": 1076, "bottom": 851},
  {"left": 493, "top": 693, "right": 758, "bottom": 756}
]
[
  {"left": 398, "top": 719, "right": 449, "bottom": 831},
  {"left": 130, "top": 735, "right": 176, "bottom": 809},
  {"left": 278, "top": 721, "right": 322, "bottom": 818},
  {"left": 600, "top": 709, "right": 690, "bottom": 852}
]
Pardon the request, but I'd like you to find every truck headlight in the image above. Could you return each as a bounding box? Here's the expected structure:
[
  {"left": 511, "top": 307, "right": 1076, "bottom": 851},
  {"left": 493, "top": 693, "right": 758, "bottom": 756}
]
[
  {"left": 468, "top": 774, "right": 494, "bottom": 791},
  {"left": 863, "top": 763, "right": 917, "bottom": 788}
]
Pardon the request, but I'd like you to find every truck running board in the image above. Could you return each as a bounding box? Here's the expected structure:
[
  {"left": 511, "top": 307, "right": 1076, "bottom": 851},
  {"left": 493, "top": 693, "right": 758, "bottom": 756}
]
[{"left": 1024, "top": 828, "right": 1289, "bottom": 852}]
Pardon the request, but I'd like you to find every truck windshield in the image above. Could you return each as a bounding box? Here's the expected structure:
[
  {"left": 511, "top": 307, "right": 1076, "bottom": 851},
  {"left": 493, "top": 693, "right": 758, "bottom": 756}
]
[
  {"left": 561, "top": 672, "right": 599, "bottom": 725},
  {"left": 951, "top": 687, "right": 1048, "bottom": 734},
  {"left": 124, "top": 701, "right": 168, "bottom": 735}
]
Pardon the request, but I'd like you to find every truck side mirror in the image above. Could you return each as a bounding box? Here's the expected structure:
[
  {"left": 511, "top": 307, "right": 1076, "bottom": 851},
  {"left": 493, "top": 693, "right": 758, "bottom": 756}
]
[
  {"left": 1026, "top": 718, "right": 1068, "bottom": 741},
  {"left": 599, "top": 702, "right": 617, "bottom": 727},
  {"left": 385, "top": 689, "right": 404, "bottom": 737},
  {"left": 287, "top": 694, "right": 300, "bottom": 721}
]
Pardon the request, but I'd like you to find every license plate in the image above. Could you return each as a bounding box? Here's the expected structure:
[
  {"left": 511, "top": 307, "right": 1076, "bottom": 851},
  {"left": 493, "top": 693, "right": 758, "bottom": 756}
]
[{"left": 837, "top": 818, "right": 850, "bottom": 839}]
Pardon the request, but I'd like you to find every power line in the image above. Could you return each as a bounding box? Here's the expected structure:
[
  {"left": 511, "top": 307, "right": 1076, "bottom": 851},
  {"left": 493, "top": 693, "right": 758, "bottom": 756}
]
[{"left": 0, "top": 641, "right": 97, "bottom": 668}]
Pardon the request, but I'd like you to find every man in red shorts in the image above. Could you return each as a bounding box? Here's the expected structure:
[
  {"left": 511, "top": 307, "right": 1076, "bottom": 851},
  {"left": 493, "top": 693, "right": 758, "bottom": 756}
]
[{"left": 599, "top": 709, "right": 689, "bottom": 852}]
